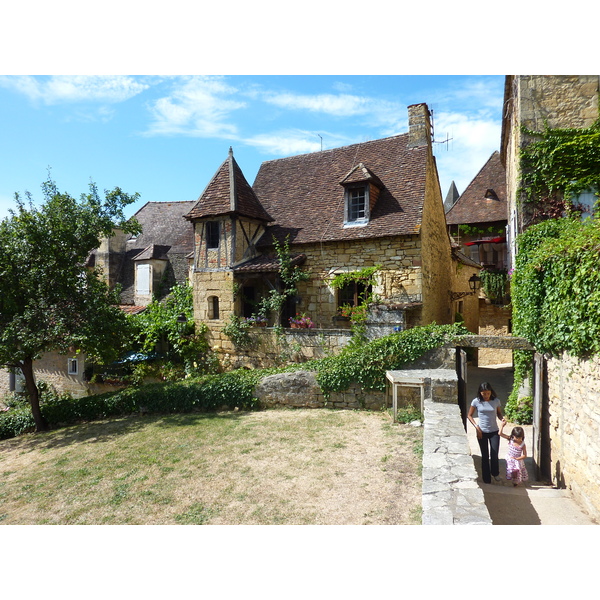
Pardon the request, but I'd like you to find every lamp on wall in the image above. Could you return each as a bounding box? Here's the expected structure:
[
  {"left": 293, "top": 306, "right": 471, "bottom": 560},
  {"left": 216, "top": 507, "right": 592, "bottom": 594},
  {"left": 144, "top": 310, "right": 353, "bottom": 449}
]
[{"left": 449, "top": 274, "right": 481, "bottom": 301}]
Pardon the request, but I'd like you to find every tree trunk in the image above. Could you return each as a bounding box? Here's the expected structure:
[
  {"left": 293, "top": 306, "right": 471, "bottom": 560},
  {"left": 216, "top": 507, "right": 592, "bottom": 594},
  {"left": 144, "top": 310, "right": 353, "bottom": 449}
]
[{"left": 21, "top": 357, "right": 49, "bottom": 432}]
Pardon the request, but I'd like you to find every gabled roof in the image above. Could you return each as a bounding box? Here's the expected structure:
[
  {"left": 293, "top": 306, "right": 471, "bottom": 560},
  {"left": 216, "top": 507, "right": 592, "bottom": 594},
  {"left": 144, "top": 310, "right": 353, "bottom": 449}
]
[
  {"left": 185, "top": 148, "right": 273, "bottom": 222},
  {"left": 252, "top": 134, "right": 428, "bottom": 246},
  {"left": 445, "top": 151, "right": 507, "bottom": 225},
  {"left": 339, "top": 162, "right": 384, "bottom": 188}
]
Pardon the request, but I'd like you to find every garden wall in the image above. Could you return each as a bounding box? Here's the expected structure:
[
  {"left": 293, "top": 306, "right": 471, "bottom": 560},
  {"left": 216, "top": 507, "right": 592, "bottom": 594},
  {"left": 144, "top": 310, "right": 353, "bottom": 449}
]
[{"left": 546, "top": 351, "right": 600, "bottom": 520}]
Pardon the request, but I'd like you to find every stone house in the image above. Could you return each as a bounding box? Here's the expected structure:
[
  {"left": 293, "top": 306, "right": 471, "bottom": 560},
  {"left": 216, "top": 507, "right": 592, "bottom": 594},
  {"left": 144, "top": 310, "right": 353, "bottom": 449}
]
[
  {"left": 501, "top": 74, "right": 600, "bottom": 519},
  {"left": 445, "top": 151, "right": 511, "bottom": 365},
  {"left": 89, "top": 200, "right": 196, "bottom": 308},
  {"left": 185, "top": 103, "right": 465, "bottom": 367},
  {"left": 501, "top": 75, "right": 600, "bottom": 269}
]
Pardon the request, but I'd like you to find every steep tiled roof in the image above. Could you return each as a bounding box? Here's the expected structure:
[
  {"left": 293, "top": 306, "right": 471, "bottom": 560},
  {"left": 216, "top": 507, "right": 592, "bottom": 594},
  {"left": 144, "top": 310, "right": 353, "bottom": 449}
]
[
  {"left": 252, "top": 134, "right": 428, "bottom": 246},
  {"left": 119, "top": 201, "right": 195, "bottom": 304},
  {"left": 129, "top": 201, "right": 195, "bottom": 253},
  {"left": 445, "top": 151, "right": 507, "bottom": 225},
  {"left": 185, "top": 148, "right": 273, "bottom": 222}
]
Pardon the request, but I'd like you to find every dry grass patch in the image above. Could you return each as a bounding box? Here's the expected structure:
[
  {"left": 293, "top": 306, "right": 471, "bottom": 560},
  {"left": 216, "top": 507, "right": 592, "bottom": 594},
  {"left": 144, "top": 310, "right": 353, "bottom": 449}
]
[{"left": 0, "top": 408, "right": 422, "bottom": 525}]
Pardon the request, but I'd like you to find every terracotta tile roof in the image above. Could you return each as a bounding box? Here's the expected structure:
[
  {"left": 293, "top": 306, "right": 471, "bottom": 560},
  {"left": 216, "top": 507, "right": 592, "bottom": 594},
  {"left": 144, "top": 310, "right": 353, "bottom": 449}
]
[
  {"left": 252, "top": 134, "right": 427, "bottom": 246},
  {"left": 119, "top": 305, "right": 147, "bottom": 315},
  {"left": 445, "top": 151, "right": 507, "bottom": 225},
  {"left": 233, "top": 253, "right": 306, "bottom": 273},
  {"left": 185, "top": 148, "right": 273, "bottom": 222}
]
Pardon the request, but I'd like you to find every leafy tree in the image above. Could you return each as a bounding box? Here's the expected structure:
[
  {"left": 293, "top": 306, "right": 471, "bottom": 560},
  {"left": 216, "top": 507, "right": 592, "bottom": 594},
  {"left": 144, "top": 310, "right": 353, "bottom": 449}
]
[
  {"left": 130, "top": 282, "right": 213, "bottom": 377},
  {"left": 0, "top": 176, "right": 141, "bottom": 431}
]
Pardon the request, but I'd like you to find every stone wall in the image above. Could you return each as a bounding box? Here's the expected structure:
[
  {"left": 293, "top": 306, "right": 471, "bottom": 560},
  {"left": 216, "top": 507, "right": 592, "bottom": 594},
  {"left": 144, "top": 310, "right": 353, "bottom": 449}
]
[
  {"left": 420, "top": 144, "right": 454, "bottom": 327},
  {"left": 545, "top": 351, "right": 600, "bottom": 520},
  {"left": 255, "top": 370, "right": 386, "bottom": 410},
  {"left": 216, "top": 328, "right": 353, "bottom": 371},
  {"left": 1, "top": 352, "right": 93, "bottom": 400},
  {"left": 282, "top": 235, "right": 428, "bottom": 329},
  {"left": 477, "top": 301, "right": 512, "bottom": 366}
]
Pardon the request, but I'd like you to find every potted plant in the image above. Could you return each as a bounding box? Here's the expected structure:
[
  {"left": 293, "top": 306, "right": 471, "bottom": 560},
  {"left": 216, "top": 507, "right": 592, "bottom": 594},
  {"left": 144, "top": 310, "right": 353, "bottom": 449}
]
[
  {"left": 289, "top": 313, "right": 314, "bottom": 329},
  {"left": 245, "top": 314, "right": 268, "bottom": 327}
]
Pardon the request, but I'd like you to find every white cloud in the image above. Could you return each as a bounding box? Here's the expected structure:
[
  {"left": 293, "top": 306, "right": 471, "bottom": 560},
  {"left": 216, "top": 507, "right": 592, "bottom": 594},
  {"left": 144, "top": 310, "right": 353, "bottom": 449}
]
[
  {"left": 261, "top": 90, "right": 406, "bottom": 128},
  {"left": 0, "top": 75, "right": 149, "bottom": 104},
  {"left": 263, "top": 92, "right": 372, "bottom": 116},
  {"left": 433, "top": 111, "right": 502, "bottom": 195},
  {"left": 243, "top": 130, "right": 323, "bottom": 155},
  {"left": 145, "top": 76, "right": 245, "bottom": 138}
]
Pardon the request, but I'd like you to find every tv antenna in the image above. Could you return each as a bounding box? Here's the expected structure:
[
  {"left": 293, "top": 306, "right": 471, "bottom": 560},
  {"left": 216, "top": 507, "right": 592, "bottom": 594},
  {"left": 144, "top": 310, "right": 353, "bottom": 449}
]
[{"left": 431, "top": 108, "right": 453, "bottom": 150}]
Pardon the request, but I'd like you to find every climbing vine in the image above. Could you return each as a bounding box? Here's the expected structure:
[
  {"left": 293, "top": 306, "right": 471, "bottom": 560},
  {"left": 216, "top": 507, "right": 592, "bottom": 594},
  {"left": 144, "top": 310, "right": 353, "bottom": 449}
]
[
  {"left": 257, "top": 235, "right": 309, "bottom": 322},
  {"left": 511, "top": 217, "right": 600, "bottom": 357},
  {"left": 479, "top": 269, "right": 508, "bottom": 303},
  {"left": 519, "top": 119, "right": 600, "bottom": 221},
  {"left": 505, "top": 119, "right": 600, "bottom": 423},
  {"left": 331, "top": 265, "right": 381, "bottom": 344}
]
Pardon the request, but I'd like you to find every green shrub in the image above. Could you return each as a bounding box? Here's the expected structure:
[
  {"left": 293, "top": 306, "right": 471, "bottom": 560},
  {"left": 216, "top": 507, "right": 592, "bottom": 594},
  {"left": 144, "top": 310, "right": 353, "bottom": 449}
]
[
  {"left": 0, "top": 406, "right": 35, "bottom": 439},
  {"left": 504, "top": 395, "right": 533, "bottom": 425},
  {"left": 314, "top": 322, "right": 469, "bottom": 397}
]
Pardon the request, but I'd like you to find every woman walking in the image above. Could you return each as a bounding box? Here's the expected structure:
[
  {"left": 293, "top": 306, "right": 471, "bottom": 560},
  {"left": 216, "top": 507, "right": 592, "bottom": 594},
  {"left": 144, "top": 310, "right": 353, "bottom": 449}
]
[{"left": 467, "top": 382, "right": 505, "bottom": 484}]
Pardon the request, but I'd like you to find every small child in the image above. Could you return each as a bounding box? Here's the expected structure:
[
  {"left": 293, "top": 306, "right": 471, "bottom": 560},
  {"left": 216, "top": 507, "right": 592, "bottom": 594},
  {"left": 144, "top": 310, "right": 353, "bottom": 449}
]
[{"left": 500, "top": 422, "right": 529, "bottom": 486}]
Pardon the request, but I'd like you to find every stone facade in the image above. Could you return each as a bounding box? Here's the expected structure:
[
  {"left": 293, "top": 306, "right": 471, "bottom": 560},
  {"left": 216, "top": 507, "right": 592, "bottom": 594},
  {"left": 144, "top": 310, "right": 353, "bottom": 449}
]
[
  {"left": 200, "top": 232, "right": 451, "bottom": 369},
  {"left": 500, "top": 75, "right": 600, "bottom": 522},
  {"left": 0, "top": 351, "right": 115, "bottom": 400},
  {"left": 501, "top": 75, "right": 600, "bottom": 267},
  {"left": 477, "top": 301, "right": 512, "bottom": 366},
  {"left": 545, "top": 351, "right": 600, "bottom": 520}
]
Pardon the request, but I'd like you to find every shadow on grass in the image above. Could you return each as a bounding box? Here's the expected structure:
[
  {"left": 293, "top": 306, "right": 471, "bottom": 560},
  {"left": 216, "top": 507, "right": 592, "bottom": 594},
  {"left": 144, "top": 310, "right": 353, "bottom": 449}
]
[{"left": 6, "top": 410, "right": 255, "bottom": 451}]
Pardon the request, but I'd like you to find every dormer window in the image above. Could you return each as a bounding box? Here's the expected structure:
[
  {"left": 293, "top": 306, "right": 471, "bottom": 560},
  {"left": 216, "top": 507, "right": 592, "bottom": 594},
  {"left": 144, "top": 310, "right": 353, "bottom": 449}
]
[
  {"left": 206, "top": 221, "right": 220, "bottom": 249},
  {"left": 340, "top": 163, "right": 382, "bottom": 227},
  {"left": 344, "top": 184, "right": 371, "bottom": 226},
  {"left": 347, "top": 186, "right": 368, "bottom": 223}
]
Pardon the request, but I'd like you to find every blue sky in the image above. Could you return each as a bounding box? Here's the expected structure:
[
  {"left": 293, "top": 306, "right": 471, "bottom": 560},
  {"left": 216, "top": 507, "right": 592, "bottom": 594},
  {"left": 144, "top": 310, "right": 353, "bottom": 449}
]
[{"left": 0, "top": 74, "right": 505, "bottom": 221}]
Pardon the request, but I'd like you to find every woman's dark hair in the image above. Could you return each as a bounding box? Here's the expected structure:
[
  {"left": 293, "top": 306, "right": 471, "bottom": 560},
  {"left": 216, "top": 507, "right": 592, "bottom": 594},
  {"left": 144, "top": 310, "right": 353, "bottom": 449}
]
[
  {"left": 477, "top": 382, "right": 497, "bottom": 401},
  {"left": 511, "top": 426, "right": 525, "bottom": 441}
]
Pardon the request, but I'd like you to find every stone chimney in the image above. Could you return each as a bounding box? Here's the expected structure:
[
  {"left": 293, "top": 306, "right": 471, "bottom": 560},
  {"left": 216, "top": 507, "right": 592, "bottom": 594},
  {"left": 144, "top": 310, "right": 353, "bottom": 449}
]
[
  {"left": 407, "top": 103, "right": 433, "bottom": 149},
  {"left": 94, "top": 228, "right": 128, "bottom": 289}
]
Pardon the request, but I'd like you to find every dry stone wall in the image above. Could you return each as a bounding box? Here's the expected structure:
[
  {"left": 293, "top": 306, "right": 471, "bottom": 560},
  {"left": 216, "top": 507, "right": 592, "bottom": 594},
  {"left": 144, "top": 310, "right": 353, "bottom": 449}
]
[{"left": 546, "top": 351, "right": 600, "bottom": 520}]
